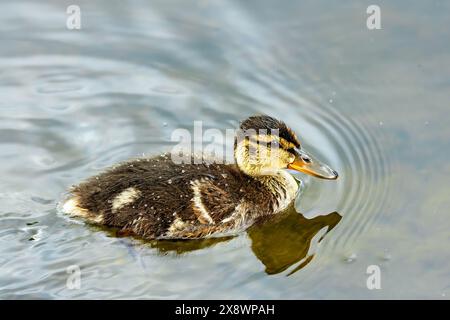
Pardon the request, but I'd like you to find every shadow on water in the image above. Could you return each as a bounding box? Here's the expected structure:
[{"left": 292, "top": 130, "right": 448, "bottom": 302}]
[{"left": 147, "top": 208, "right": 342, "bottom": 275}]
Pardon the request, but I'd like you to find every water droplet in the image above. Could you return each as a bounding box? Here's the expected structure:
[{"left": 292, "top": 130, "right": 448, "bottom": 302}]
[
  {"left": 163, "top": 122, "right": 168, "bottom": 127},
  {"left": 382, "top": 250, "right": 392, "bottom": 261},
  {"left": 345, "top": 253, "right": 357, "bottom": 263}
]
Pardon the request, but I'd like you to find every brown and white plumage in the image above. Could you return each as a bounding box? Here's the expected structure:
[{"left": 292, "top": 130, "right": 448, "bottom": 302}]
[{"left": 62, "top": 115, "right": 338, "bottom": 239}]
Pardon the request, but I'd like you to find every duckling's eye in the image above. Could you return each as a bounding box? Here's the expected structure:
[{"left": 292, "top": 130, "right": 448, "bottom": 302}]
[{"left": 287, "top": 148, "right": 296, "bottom": 155}]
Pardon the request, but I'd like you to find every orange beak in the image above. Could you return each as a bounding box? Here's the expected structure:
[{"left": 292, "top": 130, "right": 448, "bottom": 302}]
[{"left": 287, "top": 148, "right": 338, "bottom": 180}]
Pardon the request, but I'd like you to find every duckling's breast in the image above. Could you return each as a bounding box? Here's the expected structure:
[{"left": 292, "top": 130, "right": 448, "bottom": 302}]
[{"left": 261, "top": 171, "right": 299, "bottom": 213}]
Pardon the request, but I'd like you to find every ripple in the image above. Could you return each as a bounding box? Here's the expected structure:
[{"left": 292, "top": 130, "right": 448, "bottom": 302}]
[
  {"left": 293, "top": 102, "right": 391, "bottom": 253},
  {"left": 231, "top": 54, "right": 392, "bottom": 254},
  {"left": 150, "top": 85, "right": 187, "bottom": 95},
  {"left": 35, "top": 84, "right": 85, "bottom": 94},
  {"left": 0, "top": 0, "right": 403, "bottom": 299}
]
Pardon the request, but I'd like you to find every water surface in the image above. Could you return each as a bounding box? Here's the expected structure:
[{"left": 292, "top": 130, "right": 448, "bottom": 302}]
[{"left": 0, "top": 0, "right": 449, "bottom": 299}]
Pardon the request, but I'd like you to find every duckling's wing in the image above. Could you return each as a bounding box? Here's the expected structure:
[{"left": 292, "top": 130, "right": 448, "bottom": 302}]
[{"left": 189, "top": 178, "right": 239, "bottom": 225}]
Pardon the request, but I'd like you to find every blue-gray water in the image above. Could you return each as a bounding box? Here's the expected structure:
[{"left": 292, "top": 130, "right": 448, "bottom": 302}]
[{"left": 0, "top": 0, "right": 449, "bottom": 299}]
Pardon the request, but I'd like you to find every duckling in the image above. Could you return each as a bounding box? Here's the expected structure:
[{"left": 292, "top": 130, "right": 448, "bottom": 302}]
[{"left": 62, "top": 115, "right": 338, "bottom": 239}]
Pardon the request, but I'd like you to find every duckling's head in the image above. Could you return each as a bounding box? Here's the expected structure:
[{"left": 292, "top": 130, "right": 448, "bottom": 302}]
[{"left": 234, "top": 115, "right": 338, "bottom": 179}]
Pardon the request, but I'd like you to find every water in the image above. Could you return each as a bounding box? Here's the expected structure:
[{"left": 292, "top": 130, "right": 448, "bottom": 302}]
[{"left": 0, "top": 0, "right": 449, "bottom": 299}]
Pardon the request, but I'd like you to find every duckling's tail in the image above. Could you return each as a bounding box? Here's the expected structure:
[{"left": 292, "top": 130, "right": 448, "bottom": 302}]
[{"left": 62, "top": 196, "right": 104, "bottom": 224}]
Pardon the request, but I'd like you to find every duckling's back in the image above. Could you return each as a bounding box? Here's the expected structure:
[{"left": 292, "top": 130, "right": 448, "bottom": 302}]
[{"left": 62, "top": 153, "right": 277, "bottom": 239}]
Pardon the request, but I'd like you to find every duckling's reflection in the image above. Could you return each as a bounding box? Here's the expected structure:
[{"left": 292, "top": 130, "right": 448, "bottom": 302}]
[
  {"left": 150, "top": 207, "right": 342, "bottom": 275},
  {"left": 248, "top": 208, "right": 341, "bottom": 275}
]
